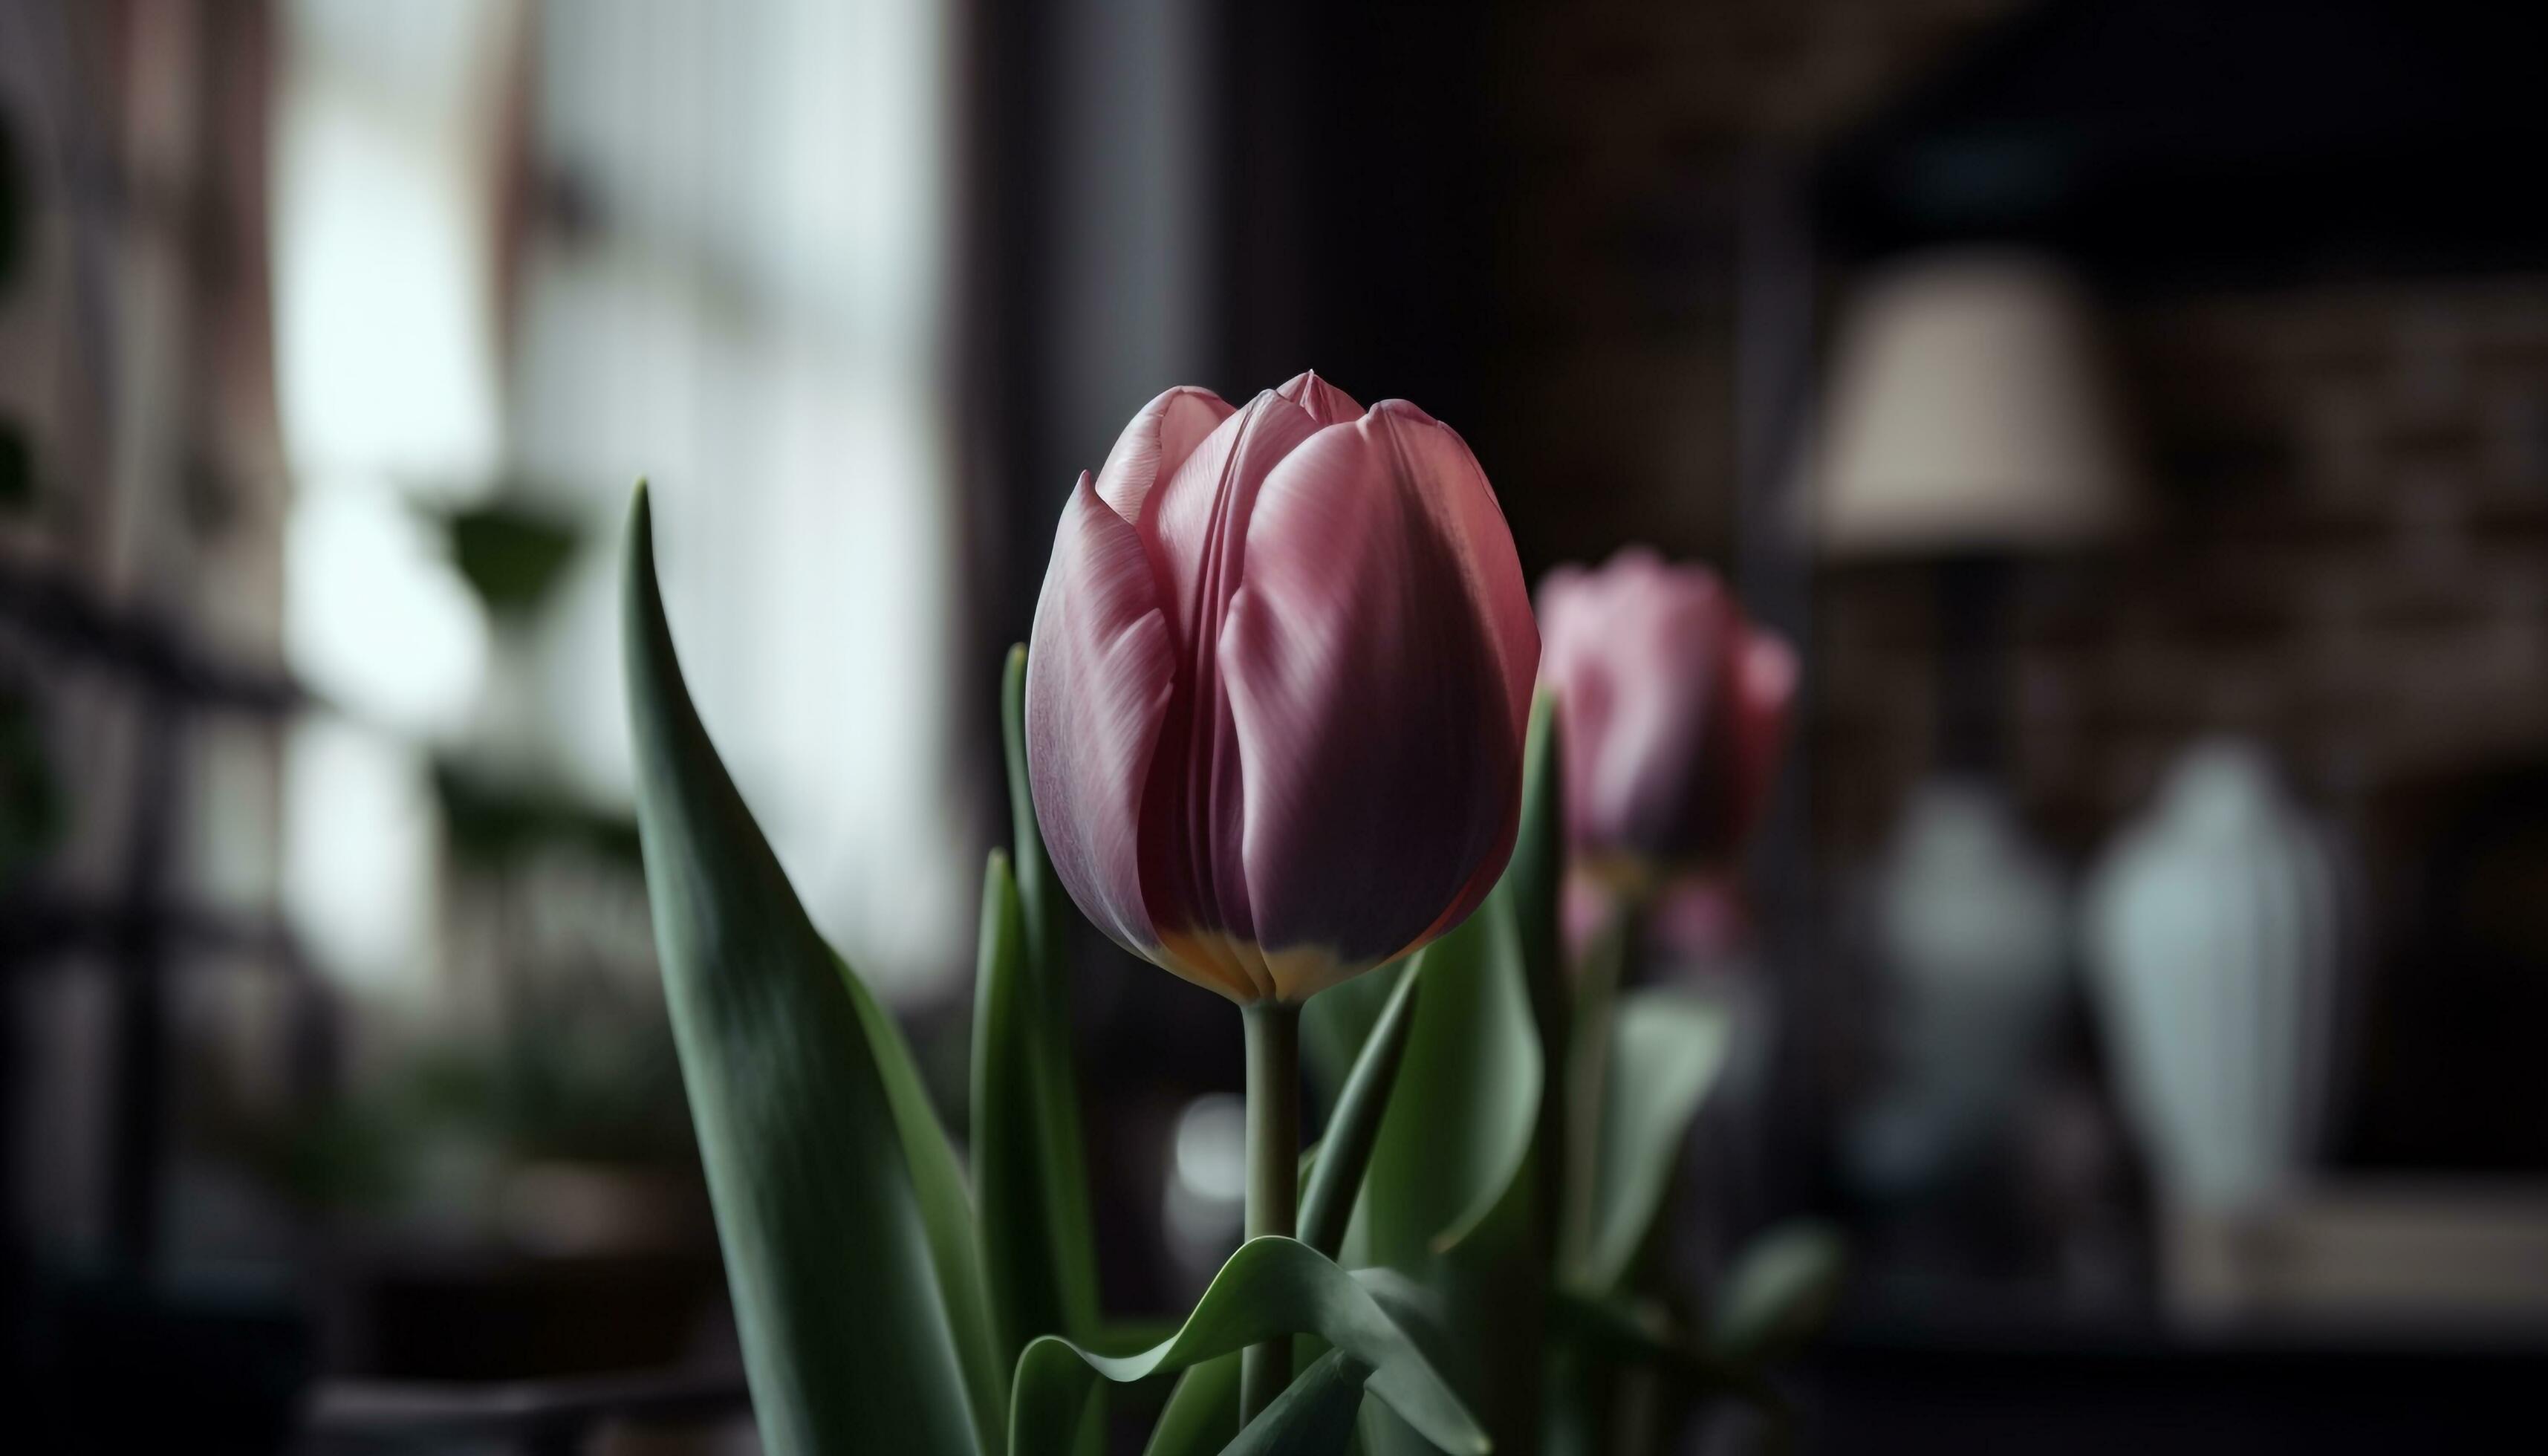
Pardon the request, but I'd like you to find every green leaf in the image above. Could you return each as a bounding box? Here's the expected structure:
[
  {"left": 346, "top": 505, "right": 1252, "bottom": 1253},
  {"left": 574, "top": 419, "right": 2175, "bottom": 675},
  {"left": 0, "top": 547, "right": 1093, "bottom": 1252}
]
[
  {"left": 843, "top": 953, "right": 1010, "bottom": 1442},
  {"left": 1007, "top": 1238, "right": 1487, "bottom": 1456},
  {"left": 1548, "top": 1290, "right": 1787, "bottom": 1416},
  {"left": 1104, "top": 1318, "right": 1185, "bottom": 1355},
  {"left": 973, "top": 850, "right": 1056, "bottom": 1360},
  {"left": 1500, "top": 690, "right": 1569, "bottom": 1274},
  {"left": 992, "top": 646, "right": 1103, "bottom": 1343},
  {"left": 1302, "top": 958, "right": 1407, "bottom": 1105},
  {"left": 1557, "top": 900, "right": 1628, "bottom": 1279},
  {"left": 1709, "top": 1219, "right": 1848, "bottom": 1366},
  {"left": 1359, "top": 906, "right": 1541, "bottom": 1264},
  {"left": 1298, "top": 966, "right": 1422, "bottom": 1258},
  {"left": 623, "top": 484, "right": 985, "bottom": 1456},
  {"left": 1220, "top": 1347, "right": 1373, "bottom": 1456},
  {"left": 430, "top": 757, "right": 640, "bottom": 870},
  {"left": 447, "top": 501, "right": 579, "bottom": 617},
  {"left": 1143, "top": 1353, "right": 1240, "bottom": 1456},
  {"left": 999, "top": 646, "right": 1062, "bottom": 1002},
  {"left": 1354, "top": 1155, "right": 1546, "bottom": 1456},
  {"left": 1502, "top": 690, "right": 1566, "bottom": 1021},
  {"left": 1573, "top": 989, "right": 1730, "bottom": 1293}
]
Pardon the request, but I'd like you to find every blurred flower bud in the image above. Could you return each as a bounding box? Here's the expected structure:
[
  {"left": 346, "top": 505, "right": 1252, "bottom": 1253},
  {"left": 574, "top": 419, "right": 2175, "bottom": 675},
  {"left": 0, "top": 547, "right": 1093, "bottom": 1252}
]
[
  {"left": 1026, "top": 374, "right": 1538, "bottom": 1004},
  {"left": 1538, "top": 547, "right": 1796, "bottom": 888}
]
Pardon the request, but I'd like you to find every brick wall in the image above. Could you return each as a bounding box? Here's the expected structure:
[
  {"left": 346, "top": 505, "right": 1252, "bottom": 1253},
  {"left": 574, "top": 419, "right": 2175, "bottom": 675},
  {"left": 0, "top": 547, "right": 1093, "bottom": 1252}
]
[{"left": 1818, "top": 279, "right": 2548, "bottom": 867}]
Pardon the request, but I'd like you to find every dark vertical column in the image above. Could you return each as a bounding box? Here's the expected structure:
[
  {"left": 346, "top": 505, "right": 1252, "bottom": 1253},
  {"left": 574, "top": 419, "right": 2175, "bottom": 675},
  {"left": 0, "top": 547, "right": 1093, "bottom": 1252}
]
[
  {"left": 1212, "top": 1, "right": 1495, "bottom": 429},
  {"left": 107, "top": 698, "right": 177, "bottom": 1271},
  {"left": 953, "top": 0, "right": 1059, "bottom": 768},
  {"left": 1735, "top": 146, "right": 1824, "bottom": 1213}
]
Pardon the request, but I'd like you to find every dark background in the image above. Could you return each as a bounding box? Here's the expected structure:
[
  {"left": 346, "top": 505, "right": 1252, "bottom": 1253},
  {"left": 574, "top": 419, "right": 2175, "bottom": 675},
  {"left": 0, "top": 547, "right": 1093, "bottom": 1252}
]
[{"left": 6, "top": 0, "right": 2548, "bottom": 1451}]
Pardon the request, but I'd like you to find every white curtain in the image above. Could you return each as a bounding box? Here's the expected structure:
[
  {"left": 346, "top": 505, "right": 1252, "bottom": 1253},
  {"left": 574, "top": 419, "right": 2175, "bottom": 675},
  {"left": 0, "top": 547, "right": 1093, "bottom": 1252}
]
[
  {"left": 274, "top": 0, "right": 967, "bottom": 1003},
  {"left": 509, "top": 0, "right": 968, "bottom": 997}
]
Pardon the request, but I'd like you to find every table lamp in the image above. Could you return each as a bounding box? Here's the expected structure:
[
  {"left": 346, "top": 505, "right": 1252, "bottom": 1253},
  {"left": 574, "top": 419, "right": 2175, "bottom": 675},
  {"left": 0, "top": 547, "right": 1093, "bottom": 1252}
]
[
  {"left": 1814, "top": 249, "right": 2138, "bottom": 1206},
  {"left": 1814, "top": 247, "right": 2136, "bottom": 771}
]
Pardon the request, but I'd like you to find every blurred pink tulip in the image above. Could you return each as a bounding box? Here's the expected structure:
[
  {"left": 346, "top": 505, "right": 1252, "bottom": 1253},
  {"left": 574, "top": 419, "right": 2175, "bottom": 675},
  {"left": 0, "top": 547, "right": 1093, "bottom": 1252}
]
[
  {"left": 1562, "top": 867, "right": 1748, "bottom": 967},
  {"left": 1026, "top": 373, "right": 1539, "bottom": 1004},
  {"left": 1538, "top": 547, "right": 1796, "bottom": 883}
]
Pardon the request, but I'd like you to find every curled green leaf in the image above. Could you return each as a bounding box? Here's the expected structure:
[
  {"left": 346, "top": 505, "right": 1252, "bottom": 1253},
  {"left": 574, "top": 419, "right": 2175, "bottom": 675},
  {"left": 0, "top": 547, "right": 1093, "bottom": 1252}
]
[
  {"left": 1143, "top": 1353, "right": 1240, "bottom": 1456},
  {"left": 1007, "top": 1237, "right": 1488, "bottom": 1456}
]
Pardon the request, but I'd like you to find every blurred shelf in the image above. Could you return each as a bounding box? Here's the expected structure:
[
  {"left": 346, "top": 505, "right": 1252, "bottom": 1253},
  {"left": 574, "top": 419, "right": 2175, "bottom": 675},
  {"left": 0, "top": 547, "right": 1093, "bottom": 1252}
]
[
  {"left": 301, "top": 1362, "right": 747, "bottom": 1456},
  {"left": 1798, "top": 1294, "right": 2548, "bottom": 1456}
]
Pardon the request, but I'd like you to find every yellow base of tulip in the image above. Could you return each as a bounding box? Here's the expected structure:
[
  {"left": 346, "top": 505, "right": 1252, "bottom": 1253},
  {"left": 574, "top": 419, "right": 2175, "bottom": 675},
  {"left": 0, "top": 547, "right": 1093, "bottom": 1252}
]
[{"left": 1153, "top": 928, "right": 1370, "bottom": 1005}]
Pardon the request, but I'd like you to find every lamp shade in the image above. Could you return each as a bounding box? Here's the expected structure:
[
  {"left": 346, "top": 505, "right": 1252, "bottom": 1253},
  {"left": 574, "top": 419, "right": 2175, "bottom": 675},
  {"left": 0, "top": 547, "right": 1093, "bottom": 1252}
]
[{"left": 1813, "top": 250, "right": 2135, "bottom": 557}]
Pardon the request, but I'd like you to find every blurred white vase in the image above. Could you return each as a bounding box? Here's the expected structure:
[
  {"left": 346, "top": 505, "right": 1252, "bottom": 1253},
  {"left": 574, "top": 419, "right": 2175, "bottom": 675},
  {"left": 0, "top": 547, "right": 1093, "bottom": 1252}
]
[
  {"left": 1850, "top": 779, "right": 2070, "bottom": 1197},
  {"left": 2084, "top": 740, "right": 2347, "bottom": 1212}
]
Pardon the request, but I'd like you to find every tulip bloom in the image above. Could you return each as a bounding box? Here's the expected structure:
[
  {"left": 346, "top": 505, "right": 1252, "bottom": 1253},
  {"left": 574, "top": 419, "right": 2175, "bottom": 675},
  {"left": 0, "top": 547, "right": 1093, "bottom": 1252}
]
[
  {"left": 1025, "top": 372, "right": 1539, "bottom": 1005},
  {"left": 1538, "top": 547, "right": 1796, "bottom": 887}
]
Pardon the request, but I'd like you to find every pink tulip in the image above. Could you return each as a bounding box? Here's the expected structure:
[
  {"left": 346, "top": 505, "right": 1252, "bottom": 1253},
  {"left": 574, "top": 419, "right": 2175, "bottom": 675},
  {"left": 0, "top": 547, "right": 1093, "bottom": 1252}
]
[
  {"left": 1025, "top": 372, "right": 1539, "bottom": 1004},
  {"left": 1538, "top": 547, "right": 1796, "bottom": 882}
]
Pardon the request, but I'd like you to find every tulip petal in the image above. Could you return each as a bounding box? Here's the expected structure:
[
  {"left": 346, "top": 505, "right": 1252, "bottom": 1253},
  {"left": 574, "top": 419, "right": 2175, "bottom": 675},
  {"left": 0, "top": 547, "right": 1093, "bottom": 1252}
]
[
  {"left": 1137, "top": 391, "right": 1322, "bottom": 647},
  {"left": 1725, "top": 628, "right": 1798, "bottom": 847},
  {"left": 1218, "top": 402, "right": 1538, "bottom": 993},
  {"left": 1275, "top": 370, "right": 1365, "bottom": 427},
  {"left": 1027, "top": 472, "right": 1177, "bottom": 961},
  {"left": 1627, "top": 567, "right": 1738, "bottom": 856},
  {"left": 1094, "top": 386, "right": 1235, "bottom": 524},
  {"left": 1134, "top": 393, "right": 1322, "bottom": 986}
]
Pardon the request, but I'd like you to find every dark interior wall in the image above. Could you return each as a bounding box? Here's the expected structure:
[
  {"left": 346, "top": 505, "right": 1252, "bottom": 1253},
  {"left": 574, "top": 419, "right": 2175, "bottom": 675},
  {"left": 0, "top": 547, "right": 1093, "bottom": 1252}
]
[
  {"left": 1207, "top": 0, "right": 2015, "bottom": 585},
  {"left": 1212, "top": 3, "right": 1498, "bottom": 471},
  {"left": 967, "top": 0, "right": 2020, "bottom": 636}
]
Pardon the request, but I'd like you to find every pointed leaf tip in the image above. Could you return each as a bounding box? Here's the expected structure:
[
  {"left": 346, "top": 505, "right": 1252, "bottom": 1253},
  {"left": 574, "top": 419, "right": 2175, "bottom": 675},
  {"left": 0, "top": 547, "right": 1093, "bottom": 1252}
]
[{"left": 623, "top": 507, "right": 989, "bottom": 1456}]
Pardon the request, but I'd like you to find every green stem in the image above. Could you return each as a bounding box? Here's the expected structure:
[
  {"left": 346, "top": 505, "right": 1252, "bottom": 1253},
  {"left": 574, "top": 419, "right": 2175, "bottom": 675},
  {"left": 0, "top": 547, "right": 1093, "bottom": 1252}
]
[
  {"left": 1562, "top": 892, "right": 1640, "bottom": 1278},
  {"left": 1240, "top": 1000, "right": 1301, "bottom": 1424}
]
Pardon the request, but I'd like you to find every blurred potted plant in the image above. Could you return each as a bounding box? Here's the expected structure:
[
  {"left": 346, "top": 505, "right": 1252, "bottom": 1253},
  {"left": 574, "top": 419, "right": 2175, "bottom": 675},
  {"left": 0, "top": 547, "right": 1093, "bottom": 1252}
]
[{"left": 620, "top": 375, "right": 1841, "bottom": 1455}]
